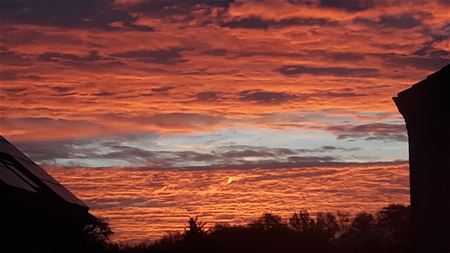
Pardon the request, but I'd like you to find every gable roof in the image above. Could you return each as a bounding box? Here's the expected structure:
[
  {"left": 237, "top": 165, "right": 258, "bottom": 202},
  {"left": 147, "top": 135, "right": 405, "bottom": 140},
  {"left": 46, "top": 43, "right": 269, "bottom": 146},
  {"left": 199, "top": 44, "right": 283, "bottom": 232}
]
[{"left": 0, "top": 135, "right": 88, "bottom": 209}]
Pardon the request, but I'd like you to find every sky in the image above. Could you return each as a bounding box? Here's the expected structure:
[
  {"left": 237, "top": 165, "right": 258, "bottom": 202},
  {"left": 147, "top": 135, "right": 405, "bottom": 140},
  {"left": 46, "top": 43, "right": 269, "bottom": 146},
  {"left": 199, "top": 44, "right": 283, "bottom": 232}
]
[
  {"left": 2, "top": 0, "right": 448, "bottom": 169},
  {"left": 1, "top": 0, "right": 449, "bottom": 242}
]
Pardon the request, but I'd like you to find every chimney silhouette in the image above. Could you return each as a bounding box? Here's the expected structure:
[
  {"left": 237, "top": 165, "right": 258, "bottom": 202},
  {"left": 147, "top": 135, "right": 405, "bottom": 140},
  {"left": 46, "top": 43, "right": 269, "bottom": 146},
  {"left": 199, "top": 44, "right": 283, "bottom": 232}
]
[{"left": 393, "top": 64, "right": 450, "bottom": 252}]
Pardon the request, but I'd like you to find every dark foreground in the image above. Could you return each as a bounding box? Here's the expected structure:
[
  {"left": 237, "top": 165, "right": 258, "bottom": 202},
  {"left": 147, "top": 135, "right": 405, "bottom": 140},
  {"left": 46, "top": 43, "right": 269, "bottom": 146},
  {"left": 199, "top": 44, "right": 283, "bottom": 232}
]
[{"left": 87, "top": 204, "right": 412, "bottom": 253}]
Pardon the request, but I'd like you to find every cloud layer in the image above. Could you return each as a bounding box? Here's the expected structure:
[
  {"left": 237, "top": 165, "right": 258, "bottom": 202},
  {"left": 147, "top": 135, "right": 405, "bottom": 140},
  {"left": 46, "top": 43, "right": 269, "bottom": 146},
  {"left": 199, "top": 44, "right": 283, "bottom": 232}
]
[
  {"left": 1, "top": 0, "right": 448, "bottom": 167},
  {"left": 48, "top": 164, "right": 410, "bottom": 242}
]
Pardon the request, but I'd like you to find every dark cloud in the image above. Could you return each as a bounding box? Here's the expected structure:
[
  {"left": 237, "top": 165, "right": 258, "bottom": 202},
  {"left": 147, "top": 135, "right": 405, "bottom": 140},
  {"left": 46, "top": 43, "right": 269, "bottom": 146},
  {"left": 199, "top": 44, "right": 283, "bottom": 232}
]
[
  {"left": 1, "top": 87, "right": 27, "bottom": 95},
  {"left": 327, "top": 123, "right": 407, "bottom": 142},
  {"left": 287, "top": 155, "right": 336, "bottom": 163},
  {"left": 218, "top": 145, "right": 297, "bottom": 159},
  {"left": 0, "top": 29, "right": 85, "bottom": 46},
  {"left": 221, "top": 17, "right": 270, "bottom": 29},
  {"left": 203, "top": 49, "right": 367, "bottom": 63},
  {"left": 130, "top": 0, "right": 234, "bottom": 18},
  {"left": 52, "top": 86, "right": 74, "bottom": 93},
  {"left": 438, "top": 0, "right": 450, "bottom": 6},
  {"left": 196, "top": 92, "right": 219, "bottom": 102},
  {"left": 202, "top": 49, "right": 229, "bottom": 56},
  {"left": 287, "top": 0, "right": 315, "bottom": 5},
  {"left": 0, "top": 71, "right": 45, "bottom": 81},
  {"left": 0, "top": 0, "right": 154, "bottom": 31},
  {"left": 0, "top": 50, "right": 32, "bottom": 66},
  {"left": 239, "top": 90, "right": 299, "bottom": 104},
  {"left": 111, "top": 48, "right": 186, "bottom": 64},
  {"left": 221, "top": 16, "right": 336, "bottom": 30},
  {"left": 236, "top": 51, "right": 303, "bottom": 58},
  {"left": 15, "top": 140, "right": 76, "bottom": 163},
  {"left": 378, "top": 14, "right": 421, "bottom": 29},
  {"left": 87, "top": 112, "right": 227, "bottom": 130},
  {"left": 276, "top": 65, "right": 379, "bottom": 77},
  {"left": 50, "top": 86, "right": 78, "bottom": 97},
  {"left": 309, "top": 88, "right": 366, "bottom": 98},
  {"left": 151, "top": 86, "right": 175, "bottom": 93},
  {"left": 35, "top": 50, "right": 125, "bottom": 69},
  {"left": 93, "top": 91, "right": 116, "bottom": 97},
  {"left": 98, "top": 145, "right": 158, "bottom": 163},
  {"left": 354, "top": 14, "right": 421, "bottom": 29},
  {"left": 15, "top": 137, "right": 374, "bottom": 169},
  {"left": 38, "top": 51, "right": 104, "bottom": 63},
  {"left": 187, "top": 158, "right": 407, "bottom": 170},
  {"left": 413, "top": 45, "right": 449, "bottom": 59},
  {"left": 320, "top": 0, "right": 375, "bottom": 12},
  {"left": 14, "top": 137, "right": 158, "bottom": 165},
  {"left": 221, "top": 149, "right": 275, "bottom": 158},
  {"left": 385, "top": 55, "right": 449, "bottom": 71},
  {"left": 297, "top": 145, "right": 361, "bottom": 153}
]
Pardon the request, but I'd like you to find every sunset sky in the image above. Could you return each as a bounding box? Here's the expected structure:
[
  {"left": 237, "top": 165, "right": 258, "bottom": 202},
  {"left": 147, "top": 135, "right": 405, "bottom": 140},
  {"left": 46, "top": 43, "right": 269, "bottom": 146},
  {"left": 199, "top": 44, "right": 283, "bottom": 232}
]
[{"left": 0, "top": 0, "right": 449, "bottom": 242}]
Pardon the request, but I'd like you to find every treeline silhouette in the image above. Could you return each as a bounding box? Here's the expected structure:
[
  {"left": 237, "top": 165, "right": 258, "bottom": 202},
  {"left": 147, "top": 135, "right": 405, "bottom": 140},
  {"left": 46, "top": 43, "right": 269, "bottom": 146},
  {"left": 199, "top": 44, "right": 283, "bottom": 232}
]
[{"left": 86, "top": 204, "right": 412, "bottom": 253}]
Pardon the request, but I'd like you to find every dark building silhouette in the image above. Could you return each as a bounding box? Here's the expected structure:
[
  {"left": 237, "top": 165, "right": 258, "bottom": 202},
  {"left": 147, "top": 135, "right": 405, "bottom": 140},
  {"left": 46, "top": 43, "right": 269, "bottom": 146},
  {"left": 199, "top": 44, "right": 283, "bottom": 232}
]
[
  {"left": 0, "top": 135, "right": 96, "bottom": 253},
  {"left": 394, "top": 64, "right": 450, "bottom": 252}
]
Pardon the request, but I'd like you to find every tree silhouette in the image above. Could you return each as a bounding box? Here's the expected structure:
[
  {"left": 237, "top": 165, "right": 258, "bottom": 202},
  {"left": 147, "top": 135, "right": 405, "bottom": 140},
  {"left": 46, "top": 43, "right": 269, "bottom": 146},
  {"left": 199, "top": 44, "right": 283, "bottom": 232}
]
[
  {"left": 83, "top": 217, "right": 114, "bottom": 252},
  {"left": 77, "top": 204, "right": 412, "bottom": 253},
  {"left": 289, "top": 210, "right": 315, "bottom": 234},
  {"left": 185, "top": 216, "right": 207, "bottom": 237},
  {"left": 249, "top": 213, "right": 287, "bottom": 231}
]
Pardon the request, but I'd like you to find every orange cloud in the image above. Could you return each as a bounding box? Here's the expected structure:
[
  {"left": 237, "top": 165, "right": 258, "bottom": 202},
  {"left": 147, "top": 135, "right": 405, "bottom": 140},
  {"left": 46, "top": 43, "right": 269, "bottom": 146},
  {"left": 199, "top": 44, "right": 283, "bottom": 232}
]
[{"left": 0, "top": 0, "right": 448, "bottom": 142}]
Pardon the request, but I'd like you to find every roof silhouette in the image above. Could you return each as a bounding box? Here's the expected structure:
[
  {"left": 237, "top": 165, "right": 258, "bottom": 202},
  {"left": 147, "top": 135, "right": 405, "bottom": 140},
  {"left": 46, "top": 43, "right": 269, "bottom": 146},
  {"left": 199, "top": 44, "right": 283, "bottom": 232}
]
[
  {"left": 394, "top": 64, "right": 450, "bottom": 117},
  {"left": 0, "top": 135, "right": 87, "bottom": 208},
  {"left": 1, "top": 135, "right": 96, "bottom": 253}
]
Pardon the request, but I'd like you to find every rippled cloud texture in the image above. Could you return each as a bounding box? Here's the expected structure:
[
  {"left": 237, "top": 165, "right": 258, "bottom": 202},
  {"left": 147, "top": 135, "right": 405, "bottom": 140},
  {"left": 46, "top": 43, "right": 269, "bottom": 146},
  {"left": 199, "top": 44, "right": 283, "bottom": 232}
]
[
  {"left": 49, "top": 164, "right": 409, "bottom": 242},
  {"left": 0, "top": 0, "right": 448, "bottom": 242}
]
